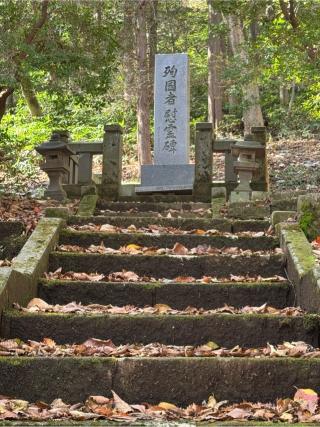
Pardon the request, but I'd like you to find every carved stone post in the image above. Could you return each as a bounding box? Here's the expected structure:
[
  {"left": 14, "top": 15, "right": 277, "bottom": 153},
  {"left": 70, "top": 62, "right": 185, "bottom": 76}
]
[
  {"left": 251, "top": 126, "right": 268, "bottom": 191},
  {"left": 78, "top": 153, "right": 93, "bottom": 185},
  {"left": 101, "top": 124, "right": 123, "bottom": 200},
  {"left": 193, "top": 123, "right": 213, "bottom": 202}
]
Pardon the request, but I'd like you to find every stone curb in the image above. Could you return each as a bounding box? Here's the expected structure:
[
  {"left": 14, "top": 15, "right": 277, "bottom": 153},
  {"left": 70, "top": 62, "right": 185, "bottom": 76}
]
[
  {"left": 76, "top": 194, "right": 98, "bottom": 217},
  {"left": 277, "top": 222, "right": 320, "bottom": 312},
  {"left": 0, "top": 218, "right": 64, "bottom": 314}
]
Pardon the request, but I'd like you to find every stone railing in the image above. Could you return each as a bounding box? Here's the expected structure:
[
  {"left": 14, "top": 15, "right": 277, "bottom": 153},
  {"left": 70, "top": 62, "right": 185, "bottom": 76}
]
[{"left": 36, "top": 125, "right": 123, "bottom": 200}]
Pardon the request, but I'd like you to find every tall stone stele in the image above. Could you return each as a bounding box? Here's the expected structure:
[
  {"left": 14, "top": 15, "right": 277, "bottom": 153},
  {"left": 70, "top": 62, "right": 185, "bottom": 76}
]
[
  {"left": 36, "top": 130, "right": 75, "bottom": 200},
  {"left": 137, "top": 53, "right": 194, "bottom": 193}
]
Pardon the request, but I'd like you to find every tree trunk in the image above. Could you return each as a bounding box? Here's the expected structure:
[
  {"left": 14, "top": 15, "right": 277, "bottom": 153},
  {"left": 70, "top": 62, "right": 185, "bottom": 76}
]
[
  {"left": 0, "top": 87, "right": 14, "bottom": 122},
  {"left": 147, "top": 0, "right": 158, "bottom": 105},
  {"left": 279, "top": 85, "right": 289, "bottom": 106},
  {"left": 227, "top": 14, "right": 264, "bottom": 134},
  {"left": 135, "top": 0, "right": 152, "bottom": 165},
  {"left": 288, "top": 81, "right": 296, "bottom": 114},
  {"left": 18, "top": 72, "right": 43, "bottom": 117},
  {"left": 208, "top": 0, "right": 223, "bottom": 129},
  {"left": 123, "top": 0, "right": 136, "bottom": 105}
]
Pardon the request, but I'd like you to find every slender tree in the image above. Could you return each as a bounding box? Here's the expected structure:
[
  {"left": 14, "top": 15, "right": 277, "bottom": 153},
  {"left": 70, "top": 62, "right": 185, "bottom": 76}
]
[
  {"left": 135, "top": 0, "right": 153, "bottom": 164},
  {"left": 227, "top": 14, "right": 264, "bottom": 134},
  {"left": 207, "top": 0, "right": 223, "bottom": 129}
]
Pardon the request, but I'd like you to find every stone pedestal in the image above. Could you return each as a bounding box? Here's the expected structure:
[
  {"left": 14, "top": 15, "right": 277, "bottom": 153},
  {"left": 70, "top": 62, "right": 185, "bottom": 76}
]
[
  {"left": 101, "top": 124, "right": 123, "bottom": 200},
  {"left": 193, "top": 123, "right": 213, "bottom": 202}
]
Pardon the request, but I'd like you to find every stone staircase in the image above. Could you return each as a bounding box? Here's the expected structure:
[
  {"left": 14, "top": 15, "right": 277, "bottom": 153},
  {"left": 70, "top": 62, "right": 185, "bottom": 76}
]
[{"left": 1, "top": 199, "right": 320, "bottom": 407}]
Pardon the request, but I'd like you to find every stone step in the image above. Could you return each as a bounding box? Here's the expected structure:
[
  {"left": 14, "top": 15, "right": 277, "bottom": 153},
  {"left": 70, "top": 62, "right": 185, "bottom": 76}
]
[
  {"left": 38, "top": 279, "right": 292, "bottom": 309},
  {"left": 96, "top": 201, "right": 211, "bottom": 213},
  {"left": 60, "top": 229, "right": 278, "bottom": 251},
  {"left": 3, "top": 310, "right": 318, "bottom": 347},
  {"left": 69, "top": 215, "right": 270, "bottom": 233},
  {"left": 49, "top": 252, "right": 284, "bottom": 278},
  {"left": 95, "top": 210, "right": 211, "bottom": 218},
  {"left": 1, "top": 356, "right": 320, "bottom": 405}
]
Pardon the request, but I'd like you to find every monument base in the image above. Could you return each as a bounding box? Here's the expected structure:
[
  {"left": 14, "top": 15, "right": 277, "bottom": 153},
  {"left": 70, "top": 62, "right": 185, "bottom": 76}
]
[
  {"left": 136, "top": 164, "right": 194, "bottom": 194},
  {"left": 136, "top": 184, "right": 193, "bottom": 194}
]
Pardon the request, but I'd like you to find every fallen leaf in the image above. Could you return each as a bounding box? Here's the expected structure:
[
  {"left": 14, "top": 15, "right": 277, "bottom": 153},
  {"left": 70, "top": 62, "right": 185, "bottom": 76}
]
[
  {"left": 111, "top": 391, "right": 132, "bottom": 413},
  {"left": 172, "top": 243, "right": 189, "bottom": 255},
  {"left": 294, "top": 388, "right": 318, "bottom": 414},
  {"left": 158, "top": 402, "right": 178, "bottom": 411}
]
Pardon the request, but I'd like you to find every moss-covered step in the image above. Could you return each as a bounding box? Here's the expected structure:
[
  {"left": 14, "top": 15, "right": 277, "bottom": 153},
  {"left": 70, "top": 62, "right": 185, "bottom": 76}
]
[
  {"left": 232, "top": 219, "right": 271, "bottom": 232},
  {"left": 95, "top": 210, "right": 212, "bottom": 218},
  {"left": 38, "top": 279, "right": 292, "bottom": 309},
  {"left": 60, "top": 229, "right": 279, "bottom": 251},
  {"left": 68, "top": 215, "right": 233, "bottom": 231},
  {"left": 49, "top": 252, "right": 284, "bottom": 278},
  {"left": 0, "top": 234, "right": 27, "bottom": 259},
  {"left": 1, "top": 357, "right": 320, "bottom": 405},
  {"left": 0, "top": 221, "right": 24, "bottom": 239},
  {"left": 68, "top": 215, "right": 271, "bottom": 232},
  {"left": 3, "top": 310, "right": 318, "bottom": 347},
  {"left": 96, "top": 201, "right": 211, "bottom": 212}
]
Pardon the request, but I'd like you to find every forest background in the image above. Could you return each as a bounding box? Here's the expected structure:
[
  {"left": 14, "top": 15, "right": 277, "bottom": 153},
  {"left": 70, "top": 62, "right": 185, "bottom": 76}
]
[{"left": 0, "top": 0, "right": 319, "bottom": 193}]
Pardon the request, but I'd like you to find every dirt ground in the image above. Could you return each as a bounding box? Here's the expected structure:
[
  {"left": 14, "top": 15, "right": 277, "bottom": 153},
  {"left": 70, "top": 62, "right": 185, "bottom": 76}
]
[
  {"left": 121, "top": 138, "right": 320, "bottom": 192},
  {"left": 1, "top": 138, "right": 319, "bottom": 196}
]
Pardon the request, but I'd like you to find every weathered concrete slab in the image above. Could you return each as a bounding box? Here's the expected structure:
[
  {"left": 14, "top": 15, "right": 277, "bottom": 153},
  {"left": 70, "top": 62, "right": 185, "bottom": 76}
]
[
  {"left": 59, "top": 229, "right": 279, "bottom": 251},
  {"left": 49, "top": 252, "right": 284, "bottom": 279},
  {"left": 97, "top": 201, "right": 210, "bottom": 212},
  {"left": 0, "top": 357, "right": 115, "bottom": 404},
  {"left": 227, "top": 201, "right": 270, "bottom": 220},
  {"left": 68, "top": 215, "right": 233, "bottom": 231},
  {"left": 3, "top": 311, "right": 318, "bottom": 347},
  {"left": 1, "top": 357, "right": 320, "bottom": 405},
  {"left": 39, "top": 279, "right": 292, "bottom": 309}
]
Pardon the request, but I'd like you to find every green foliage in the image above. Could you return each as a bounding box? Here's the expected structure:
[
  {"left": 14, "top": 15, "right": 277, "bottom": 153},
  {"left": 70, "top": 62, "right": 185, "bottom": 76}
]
[{"left": 1, "top": 0, "right": 320, "bottom": 187}]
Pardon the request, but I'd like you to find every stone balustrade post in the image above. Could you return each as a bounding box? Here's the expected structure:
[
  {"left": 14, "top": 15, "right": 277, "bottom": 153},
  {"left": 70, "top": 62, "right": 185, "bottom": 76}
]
[
  {"left": 251, "top": 126, "right": 268, "bottom": 190},
  {"left": 193, "top": 123, "right": 213, "bottom": 202},
  {"left": 78, "top": 153, "right": 93, "bottom": 185},
  {"left": 101, "top": 124, "right": 123, "bottom": 200}
]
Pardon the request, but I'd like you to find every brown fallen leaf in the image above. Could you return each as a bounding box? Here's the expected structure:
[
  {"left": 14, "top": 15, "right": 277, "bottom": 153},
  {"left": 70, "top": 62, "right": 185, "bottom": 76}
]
[
  {"left": 27, "top": 298, "right": 50, "bottom": 310},
  {"left": 172, "top": 242, "right": 189, "bottom": 255},
  {"left": 111, "top": 391, "right": 132, "bottom": 414}
]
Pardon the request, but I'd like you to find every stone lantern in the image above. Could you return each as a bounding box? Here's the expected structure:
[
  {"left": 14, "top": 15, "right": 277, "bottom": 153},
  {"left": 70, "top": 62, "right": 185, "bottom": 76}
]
[
  {"left": 230, "top": 137, "right": 264, "bottom": 202},
  {"left": 36, "top": 130, "right": 75, "bottom": 200}
]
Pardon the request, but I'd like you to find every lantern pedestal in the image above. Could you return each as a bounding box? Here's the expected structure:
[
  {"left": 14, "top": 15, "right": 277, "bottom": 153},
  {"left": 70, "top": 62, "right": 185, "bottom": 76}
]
[
  {"left": 230, "top": 140, "right": 264, "bottom": 203},
  {"left": 36, "top": 131, "right": 75, "bottom": 201}
]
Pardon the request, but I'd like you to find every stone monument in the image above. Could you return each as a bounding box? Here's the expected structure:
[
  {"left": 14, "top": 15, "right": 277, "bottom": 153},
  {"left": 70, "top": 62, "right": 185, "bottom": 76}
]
[{"left": 136, "top": 53, "right": 194, "bottom": 193}]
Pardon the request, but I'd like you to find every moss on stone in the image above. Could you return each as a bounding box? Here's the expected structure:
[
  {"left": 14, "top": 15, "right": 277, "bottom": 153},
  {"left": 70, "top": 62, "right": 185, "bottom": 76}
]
[
  {"left": 284, "top": 229, "right": 316, "bottom": 273},
  {"left": 302, "top": 314, "right": 320, "bottom": 332},
  {"left": 76, "top": 195, "right": 98, "bottom": 217},
  {"left": 298, "top": 195, "right": 320, "bottom": 241}
]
